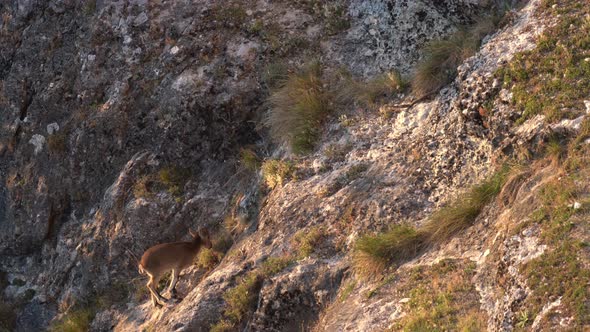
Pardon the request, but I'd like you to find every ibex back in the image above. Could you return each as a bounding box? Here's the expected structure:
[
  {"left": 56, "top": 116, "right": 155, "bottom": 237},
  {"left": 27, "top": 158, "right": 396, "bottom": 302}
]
[{"left": 139, "top": 228, "right": 212, "bottom": 307}]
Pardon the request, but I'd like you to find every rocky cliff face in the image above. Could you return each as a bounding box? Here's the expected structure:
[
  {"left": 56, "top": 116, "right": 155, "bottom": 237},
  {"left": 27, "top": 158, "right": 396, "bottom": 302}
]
[{"left": 2, "top": 0, "right": 588, "bottom": 331}]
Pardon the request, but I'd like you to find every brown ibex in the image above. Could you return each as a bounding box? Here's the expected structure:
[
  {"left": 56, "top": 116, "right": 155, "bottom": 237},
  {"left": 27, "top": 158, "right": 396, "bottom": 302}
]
[{"left": 138, "top": 228, "right": 212, "bottom": 307}]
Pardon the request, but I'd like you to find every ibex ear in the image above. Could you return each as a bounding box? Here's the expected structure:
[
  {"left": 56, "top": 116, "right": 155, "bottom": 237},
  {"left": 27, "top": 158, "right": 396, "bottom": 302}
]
[
  {"left": 189, "top": 229, "right": 198, "bottom": 238},
  {"left": 199, "top": 227, "right": 209, "bottom": 237}
]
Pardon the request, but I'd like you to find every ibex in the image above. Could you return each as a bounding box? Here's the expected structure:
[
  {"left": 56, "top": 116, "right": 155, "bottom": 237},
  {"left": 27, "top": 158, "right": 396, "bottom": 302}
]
[{"left": 138, "top": 228, "right": 212, "bottom": 307}]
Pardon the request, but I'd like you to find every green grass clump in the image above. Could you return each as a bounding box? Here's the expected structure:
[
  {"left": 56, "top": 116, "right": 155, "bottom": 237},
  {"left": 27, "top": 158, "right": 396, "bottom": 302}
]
[
  {"left": 158, "top": 166, "right": 191, "bottom": 197},
  {"left": 261, "top": 256, "right": 293, "bottom": 277},
  {"left": 355, "top": 225, "right": 426, "bottom": 275},
  {"left": 338, "top": 71, "right": 405, "bottom": 108},
  {"left": 412, "top": 30, "right": 479, "bottom": 98},
  {"left": 354, "top": 167, "right": 510, "bottom": 275},
  {"left": 223, "top": 273, "right": 262, "bottom": 323},
  {"left": 261, "top": 159, "right": 295, "bottom": 189},
  {"left": 211, "top": 256, "right": 292, "bottom": 331},
  {"left": 292, "top": 226, "right": 325, "bottom": 259},
  {"left": 265, "top": 61, "right": 331, "bottom": 154},
  {"left": 239, "top": 148, "right": 261, "bottom": 172},
  {"left": 497, "top": 0, "right": 590, "bottom": 123},
  {"left": 424, "top": 166, "right": 509, "bottom": 245},
  {"left": 412, "top": 6, "right": 510, "bottom": 98},
  {"left": 133, "top": 166, "right": 192, "bottom": 199},
  {"left": 49, "top": 308, "right": 95, "bottom": 332},
  {"left": 196, "top": 248, "right": 221, "bottom": 270}
]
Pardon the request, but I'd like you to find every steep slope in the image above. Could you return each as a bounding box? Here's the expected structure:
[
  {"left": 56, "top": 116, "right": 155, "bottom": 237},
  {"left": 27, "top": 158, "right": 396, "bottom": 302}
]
[{"left": 1, "top": 0, "right": 588, "bottom": 331}]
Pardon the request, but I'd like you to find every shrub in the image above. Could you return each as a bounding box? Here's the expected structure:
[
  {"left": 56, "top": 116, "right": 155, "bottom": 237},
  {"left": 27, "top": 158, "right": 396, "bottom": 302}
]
[
  {"left": 423, "top": 166, "right": 509, "bottom": 245},
  {"left": 261, "top": 256, "right": 293, "bottom": 277},
  {"left": 412, "top": 7, "right": 508, "bottom": 98},
  {"left": 265, "top": 61, "right": 331, "bottom": 154},
  {"left": 261, "top": 159, "right": 295, "bottom": 189}
]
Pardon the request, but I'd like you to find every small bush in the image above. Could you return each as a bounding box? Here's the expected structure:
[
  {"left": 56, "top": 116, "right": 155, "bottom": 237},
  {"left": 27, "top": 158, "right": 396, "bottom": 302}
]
[
  {"left": 261, "top": 159, "right": 295, "bottom": 189},
  {"left": 261, "top": 256, "right": 293, "bottom": 277},
  {"left": 223, "top": 273, "right": 262, "bottom": 323},
  {"left": 412, "top": 7, "right": 507, "bottom": 98},
  {"left": 213, "top": 256, "right": 292, "bottom": 330},
  {"left": 210, "top": 320, "right": 235, "bottom": 332},
  {"left": 262, "top": 61, "right": 289, "bottom": 89},
  {"left": 265, "top": 61, "right": 331, "bottom": 154},
  {"left": 158, "top": 166, "right": 191, "bottom": 197}
]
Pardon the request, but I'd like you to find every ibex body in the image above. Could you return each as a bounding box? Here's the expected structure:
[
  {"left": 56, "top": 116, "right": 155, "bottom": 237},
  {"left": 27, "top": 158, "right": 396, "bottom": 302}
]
[{"left": 139, "top": 228, "right": 212, "bottom": 307}]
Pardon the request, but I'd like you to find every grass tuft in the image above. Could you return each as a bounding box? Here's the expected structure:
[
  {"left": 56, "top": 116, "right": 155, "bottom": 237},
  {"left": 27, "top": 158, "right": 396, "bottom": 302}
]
[
  {"left": 261, "top": 159, "right": 295, "bottom": 189},
  {"left": 49, "top": 308, "right": 94, "bottom": 332},
  {"left": 212, "top": 255, "right": 292, "bottom": 331},
  {"left": 354, "top": 167, "right": 510, "bottom": 275},
  {"left": 292, "top": 226, "right": 326, "bottom": 259},
  {"left": 412, "top": 6, "right": 510, "bottom": 98},
  {"left": 354, "top": 225, "right": 426, "bottom": 276},
  {"left": 338, "top": 71, "right": 405, "bottom": 108},
  {"left": 265, "top": 61, "right": 331, "bottom": 154}
]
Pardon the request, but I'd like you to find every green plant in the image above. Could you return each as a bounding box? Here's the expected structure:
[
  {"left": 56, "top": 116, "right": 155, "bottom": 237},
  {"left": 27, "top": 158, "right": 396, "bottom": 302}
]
[
  {"left": 497, "top": 0, "right": 590, "bottom": 124},
  {"left": 338, "top": 72, "right": 405, "bottom": 108},
  {"left": 196, "top": 248, "right": 220, "bottom": 270},
  {"left": 423, "top": 166, "right": 509, "bottom": 245},
  {"left": 261, "top": 256, "right": 293, "bottom": 277},
  {"left": 354, "top": 225, "right": 426, "bottom": 276},
  {"left": 213, "top": 256, "right": 293, "bottom": 330},
  {"left": 339, "top": 280, "right": 357, "bottom": 302},
  {"left": 354, "top": 167, "right": 510, "bottom": 275},
  {"left": 292, "top": 226, "right": 325, "bottom": 259},
  {"left": 265, "top": 61, "right": 331, "bottom": 154},
  {"left": 239, "top": 148, "right": 260, "bottom": 171},
  {"left": 262, "top": 61, "right": 289, "bottom": 89},
  {"left": 412, "top": 30, "right": 479, "bottom": 97},
  {"left": 158, "top": 166, "right": 191, "bottom": 197},
  {"left": 261, "top": 159, "right": 295, "bottom": 189},
  {"left": 49, "top": 307, "right": 95, "bottom": 332}
]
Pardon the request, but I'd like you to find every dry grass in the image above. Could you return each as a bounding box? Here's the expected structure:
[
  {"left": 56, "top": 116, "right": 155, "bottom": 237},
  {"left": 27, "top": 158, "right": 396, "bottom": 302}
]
[
  {"left": 354, "top": 166, "right": 510, "bottom": 275},
  {"left": 412, "top": 8, "right": 509, "bottom": 98},
  {"left": 412, "top": 30, "right": 479, "bottom": 98},
  {"left": 265, "top": 61, "right": 330, "bottom": 154},
  {"left": 338, "top": 71, "right": 405, "bottom": 108},
  {"left": 354, "top": 225, "right": 426, "bottom": 276},
  {"left": 261, "top": 159, "right": 295, "bottom": 189}
]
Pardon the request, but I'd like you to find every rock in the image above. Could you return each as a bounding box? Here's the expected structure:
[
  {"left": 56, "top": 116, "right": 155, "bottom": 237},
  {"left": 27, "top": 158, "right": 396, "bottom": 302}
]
[{"left": 28, "top": 134, "right": 45, "bottom": 154}]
